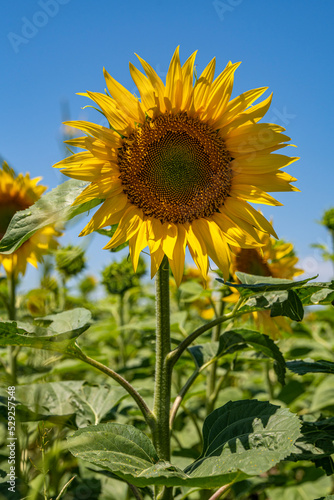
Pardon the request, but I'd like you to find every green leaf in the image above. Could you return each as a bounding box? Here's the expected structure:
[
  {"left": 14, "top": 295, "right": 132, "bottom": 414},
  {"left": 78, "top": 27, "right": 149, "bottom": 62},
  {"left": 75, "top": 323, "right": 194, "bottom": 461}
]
[
  {"left": 68, "top": 401, "right": 300, "bottom": 488},
  {"left": 270, "top": 290, "right": 304, "bottom": 321},
  {"left": 7, "top": 381, "right": 128, "bottom": 428},
  {"left": 287, "top": 359, "right": 334, "bottom": 375},
  {"left": 268, "top": 469, "right": 332, "bottom": 500},
  {"left": 0, "top": 179, "right": 103, "bottom": 254},
  {"left": 189, "top": 329, "right": 286, "bottom": 385},
  {"left": 185, "top": 400, "right": 301, "bottom": 477},
  {"left": 288, "top": 417, "right": 334, "bottom": 475},
  {"left": 0, "top": 308, "right": 91, "bottom": 355},
  {"left": 310, "top": 376, "right": 334, "bottom": 412},
  {"left": 296, "top": 281, "right": 334, "bottom": 306},
  {"left": 217, "top": 272, "right": 316, "bottom": 296}
]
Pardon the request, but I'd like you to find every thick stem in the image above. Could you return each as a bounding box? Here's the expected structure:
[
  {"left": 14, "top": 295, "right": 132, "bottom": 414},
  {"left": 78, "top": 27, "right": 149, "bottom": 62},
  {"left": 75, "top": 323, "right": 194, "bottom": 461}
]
[
  {"left": 153, "top": 256, "right": 171, "bottom": 459},
  {"left": 152, "top": 256, "right": 173, "bottom": 500}
]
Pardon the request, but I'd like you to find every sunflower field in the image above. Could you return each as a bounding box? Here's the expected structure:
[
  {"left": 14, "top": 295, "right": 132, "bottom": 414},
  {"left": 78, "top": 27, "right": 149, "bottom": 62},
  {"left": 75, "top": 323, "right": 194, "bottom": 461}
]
[{"left": 1, "top": 47, "right": 334, "bottom": 500}]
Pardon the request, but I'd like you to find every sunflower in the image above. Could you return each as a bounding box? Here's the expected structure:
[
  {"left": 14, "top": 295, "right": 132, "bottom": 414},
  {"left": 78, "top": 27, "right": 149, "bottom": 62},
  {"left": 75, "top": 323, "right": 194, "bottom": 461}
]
[
  {"left": 0, "top": 163, "right": 60, "bottom": 277},
  {"left": 228, "top": 232, "right": 304, "bottom": 336},
  {"left": 53, "top": 47, "right": 299, "bottom": 286}
]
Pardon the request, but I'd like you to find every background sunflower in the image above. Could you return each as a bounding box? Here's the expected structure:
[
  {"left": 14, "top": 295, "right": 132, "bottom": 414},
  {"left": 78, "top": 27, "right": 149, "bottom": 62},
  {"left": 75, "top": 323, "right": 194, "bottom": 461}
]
[{"left": 0, "top": 162, "right": 61, "bottom": 278}]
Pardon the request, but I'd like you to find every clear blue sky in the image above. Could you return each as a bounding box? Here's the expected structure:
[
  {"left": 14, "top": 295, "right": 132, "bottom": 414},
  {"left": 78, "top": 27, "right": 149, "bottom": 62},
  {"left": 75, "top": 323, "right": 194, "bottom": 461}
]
[{"left": 1, "top": 0, "right": 333, "bottom": 285}]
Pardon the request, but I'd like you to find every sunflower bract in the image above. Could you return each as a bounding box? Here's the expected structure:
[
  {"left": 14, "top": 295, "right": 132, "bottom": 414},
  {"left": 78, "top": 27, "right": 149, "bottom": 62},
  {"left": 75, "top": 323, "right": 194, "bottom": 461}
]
[{"left": 53, "top": 47, "right": 299, "bottom": 286}]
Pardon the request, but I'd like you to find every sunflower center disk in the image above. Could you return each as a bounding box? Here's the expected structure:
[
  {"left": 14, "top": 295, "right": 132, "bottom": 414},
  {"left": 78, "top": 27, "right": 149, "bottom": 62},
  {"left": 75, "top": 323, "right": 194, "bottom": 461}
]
[{"left": 118, "top": 113, "right": 232, "bottom": 224}]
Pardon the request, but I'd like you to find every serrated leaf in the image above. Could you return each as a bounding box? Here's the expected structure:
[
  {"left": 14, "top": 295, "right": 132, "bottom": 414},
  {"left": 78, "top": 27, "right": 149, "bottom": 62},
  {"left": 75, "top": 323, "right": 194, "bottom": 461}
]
[
  {"left": 0, "top": 308, "right": 91, "bottom": 355},
  {"left": 185, "top": 400, "right": 301, "bottom": 477},
  {"left": 217, "top": 272, "right": 316, "bottom": 296},
  {"left": 189, "top": 329, "right": 286, "bottom": 385},
  {"left": 288, "top": 417, "right": 334, "bottom": 467},
  {"left": 287, "top": 359, "right": 334, "bottom": 375},
  {"left": 0, "top": 179, "right": 103, "bottom": 254}
]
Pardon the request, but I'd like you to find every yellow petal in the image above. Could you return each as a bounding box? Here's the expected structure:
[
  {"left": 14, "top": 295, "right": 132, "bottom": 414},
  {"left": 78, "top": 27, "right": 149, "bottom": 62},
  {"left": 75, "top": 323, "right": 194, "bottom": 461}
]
[
  {"left": 231, "top": 154, "right": 299, "bottom": 175},
  {"left": 202, "top": 62, "right": 241, "bottom": 122},
  {"left": 225, "top": 123, "right": 291, "bottom": 154},
  {"left": 136, "top": 53, "right": 166, "bottom": 113},
  {"left": 233, "top": 171, "right": 299, "bottom": 192},
  {"left": 223, "top": 197, "right": 278, "bottom": 238},
  {"left": 129, "top": 62, "right": 158, "bottom": 116},
  {"left": 104, "top": 207, "right": 143, "bottom": 249},
  {"left": 62, "top": 120, "right": 121, "bottom": 147},
  {"left": 147, "top": 218, "right": 164, "bottom": 253},
  {"left": 181, "top": 50, "right": 197, "bottom": 110},
  {"left": 193, "top": 57, "right": 216, "bottom": 112},
  {"left": 193, "top": 219, "right": 230, "bottom": 280},
  {"left": 161, "top": 223, "right": 177, "bottom": 259},
  {"left": 218, "top": 93, "right": 273, "bottom": 135},
  {"left": 165, "top": 46, "right": 183, "bottom": 112},
  {"left": 79, "top": 195, "right": 128, "bottom": 236},
  {"left": 168, "top": 224, "right": 187, "bottom": 286},
  {"left": 85, "top": 91, "right": 132, "bottom": 135},
  {"left": 72, "top": 176, "right": 123, "bottom": 206},
  {"left": 185, "top": 223, "right": 209, "bottom": 282},
  {"left": 129, "top": 219, "right": 149, "bottom": 272},
  {"left": 213, "top": 87, "right": 268, "bottom": 130},
  {"left": 103, "top": 68, "right": 145, "bottom": 124},
  {"left": 150, "top": 246, "right": 165, "bottom": 279},
  {"left": 231, "top": 184, "right": 283, "bottom": 206},
  {"left": 211, "top": 212, "right": 262, "bottom": 247}
]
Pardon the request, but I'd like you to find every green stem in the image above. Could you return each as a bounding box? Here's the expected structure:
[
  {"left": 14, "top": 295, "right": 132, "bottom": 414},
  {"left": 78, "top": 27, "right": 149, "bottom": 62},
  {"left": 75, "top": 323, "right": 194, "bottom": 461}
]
[
  {"left": 152, "top": 256, "right": 173, "bottom": 500},
  {"left": 118, "top": 292, "right": 126, "bottom": 366},
  {"left": 75, "top": 349, "right": 155, "bottom": 428},
  {"left": 168, "top": 296, "right": 245, "bottom": 370},
  {"left": 7, "top": 273, "right": 17, "bottom": 385},
  {"left": 206, "top": 300, "right": 225, "bottom": 414}
]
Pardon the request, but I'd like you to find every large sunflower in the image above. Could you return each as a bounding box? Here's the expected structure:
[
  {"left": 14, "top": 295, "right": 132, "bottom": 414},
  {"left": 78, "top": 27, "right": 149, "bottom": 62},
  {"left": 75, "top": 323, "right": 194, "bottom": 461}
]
[
  {"left": 53, "top": 48, "right": 299, "bottom": 286},
  {"left": 0, "top": 163, "right": 60, "bottom": 277}
]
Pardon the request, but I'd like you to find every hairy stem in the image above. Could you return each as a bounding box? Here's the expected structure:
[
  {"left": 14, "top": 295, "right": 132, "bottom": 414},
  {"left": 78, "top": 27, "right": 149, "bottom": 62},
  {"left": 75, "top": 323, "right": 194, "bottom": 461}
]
[
  {"left": 75, "top": 349, "right": 155, "bottom": 428},
  {"left": 152, "top": 256, "right": 173, "bottom": 500}
]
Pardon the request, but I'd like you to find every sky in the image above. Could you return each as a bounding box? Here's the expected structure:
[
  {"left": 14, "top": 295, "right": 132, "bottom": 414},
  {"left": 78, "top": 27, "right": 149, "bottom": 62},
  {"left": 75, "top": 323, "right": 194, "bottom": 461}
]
[{"left": 1, "top": 0, "right": 334, "bottom": 288}]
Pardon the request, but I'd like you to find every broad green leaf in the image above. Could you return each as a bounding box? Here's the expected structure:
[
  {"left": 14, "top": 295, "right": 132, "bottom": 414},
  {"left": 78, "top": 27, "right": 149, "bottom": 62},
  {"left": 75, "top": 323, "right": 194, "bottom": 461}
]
[
  {"left": 0, "top": 179, "right": 103, "bottom": 254},
  {"left": 287, "top": 359, "right": 334, "bottom": 375},
  {"left": 185, "top": 400, "right": 300, "bottom": 478},
  {"left": 68, "top": 401, "right": 300, "bottom": 488},
  {"left": 189, "top": 329, "right": 286, "bottom": 385},
  {"left": 217, "top": 272, "right": 316, "bottom": 296},
  {"left": 0, "top": 308, "right": 91, "bottom": 355},
  {"left": 8, "top": 382, "right": 128, "bottom": 428},
  {"left": 67, "top": 422, "right": 242, "bottom": 488}
]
